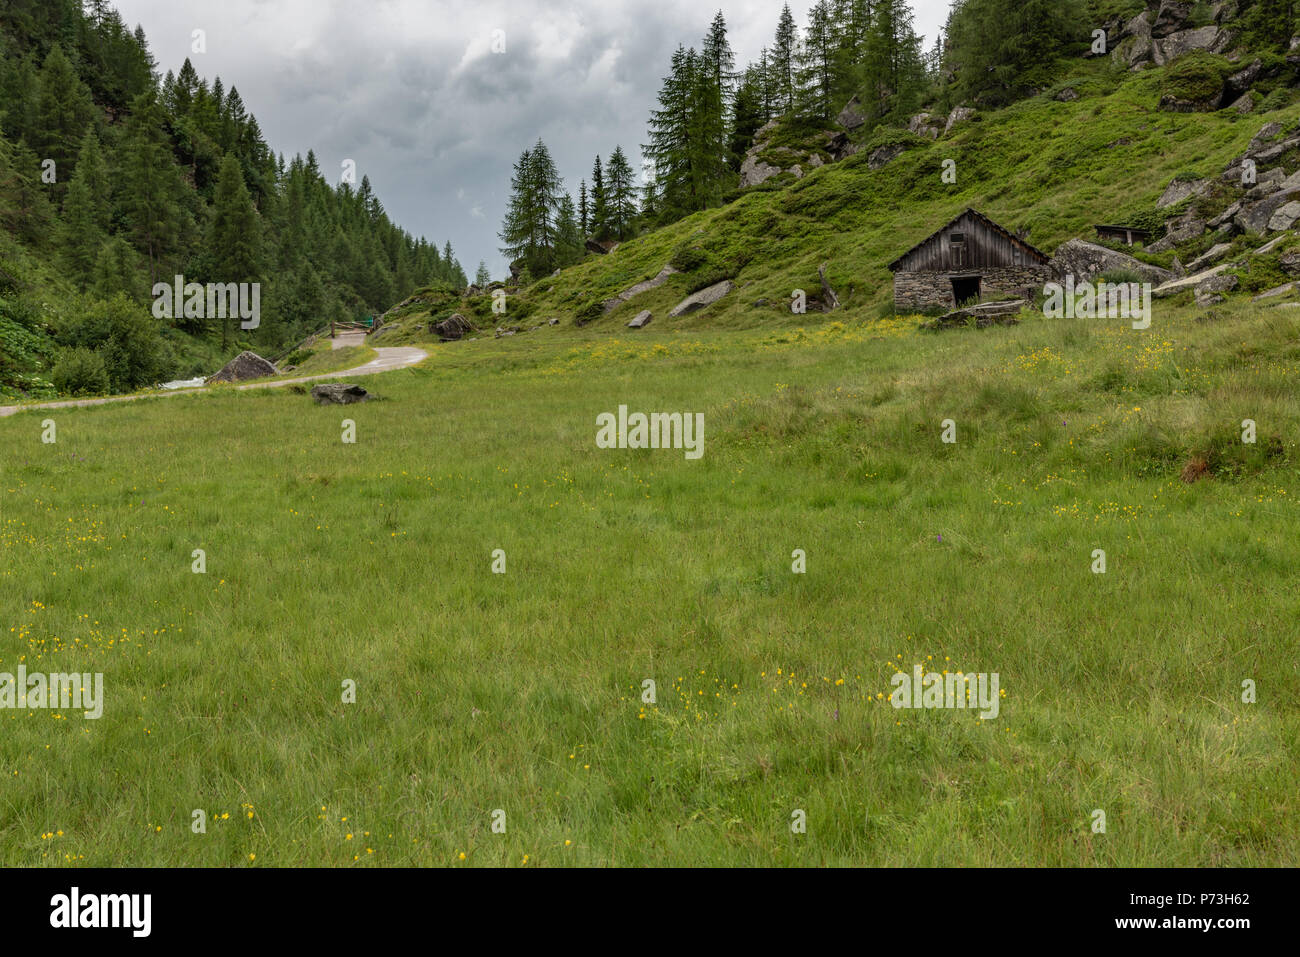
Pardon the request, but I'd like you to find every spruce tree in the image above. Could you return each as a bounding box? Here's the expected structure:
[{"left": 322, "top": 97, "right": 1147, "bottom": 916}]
[
  {"left": 33, "top": 43, "right": 96, "bottom": 201},
  {"left": 604, "top": 146, "right": 638, "bottom": 241},
  {"left": 118, "top": 90, "right": 187, "bottom": 285},
  {"left": 58, "top": 131, "right": 110, "bottom": 282},
  {"left": 772, "top": 4, "right": 799, "bottom": 114},
  {"left": 208, "top": 152, "right": 263, "bottom": 347},
  {"left": 590, "top": 154, "right": 608, "bottom": 242}
]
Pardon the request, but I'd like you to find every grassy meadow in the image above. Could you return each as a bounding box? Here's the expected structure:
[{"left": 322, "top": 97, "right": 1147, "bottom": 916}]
[{"left": 1, "top": 299, "right": 1297, "bottom": 867}]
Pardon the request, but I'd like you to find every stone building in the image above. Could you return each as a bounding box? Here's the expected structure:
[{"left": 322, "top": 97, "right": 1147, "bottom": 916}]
[{"left": 888, "top": 208, "right": 1054, "bottom": 311}]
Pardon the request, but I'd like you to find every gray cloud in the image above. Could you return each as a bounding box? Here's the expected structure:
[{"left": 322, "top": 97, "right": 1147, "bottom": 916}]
[{"left": 113, "top": 0, "right": 948, "bottom": 279}]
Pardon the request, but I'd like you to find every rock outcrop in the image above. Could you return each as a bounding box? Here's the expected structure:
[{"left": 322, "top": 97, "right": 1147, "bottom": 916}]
[
  {"left": 1110, "top": 1, "right": 1235, "bottom": 71},
  {"left": 1050, "top": 239, "right": 1175, "bottom": 285},
  {"left": 207, "top": 351, "right": 277, "bottom": 384},
  {"left": 602, "top": 265, "right": 678, "bottom": 313},
  {"left": 433, "top": 313, "right": 474, "bottom": 341},
  {"left": 668, "top": 280, "right": 733, "bottom": 317}
]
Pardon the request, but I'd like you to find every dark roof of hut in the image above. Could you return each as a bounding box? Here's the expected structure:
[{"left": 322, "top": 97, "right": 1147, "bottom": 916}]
[{"left": 887, "top": 208, "right": 1052, "bottom": 272}]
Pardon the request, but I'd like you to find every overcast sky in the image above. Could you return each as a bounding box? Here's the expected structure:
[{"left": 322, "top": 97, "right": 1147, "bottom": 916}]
[{"left": 112, "top": 0, "right": 950, "bottom": 280}]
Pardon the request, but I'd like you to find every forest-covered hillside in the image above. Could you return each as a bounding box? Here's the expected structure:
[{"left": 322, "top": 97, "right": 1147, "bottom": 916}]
[{"left": 0, "top": 0, "right": 466, "bottom": 398}]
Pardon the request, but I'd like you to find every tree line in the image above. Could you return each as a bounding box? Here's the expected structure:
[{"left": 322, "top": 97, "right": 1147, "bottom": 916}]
[
  {"left": 0, "top": 0, "right": 465, "bottom": 396},
  {"left": 498, "top": 1, "right": 1098, "bottom": 279}
]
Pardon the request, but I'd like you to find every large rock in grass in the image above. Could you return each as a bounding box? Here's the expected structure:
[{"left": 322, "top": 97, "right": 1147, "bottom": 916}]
[
  {"left": 1157, "top": 177, "right": 1209, "bottom": 208},
  {"left": 668, "top": 280, "right": 733, "bottom": 317},
  {"left": 1050, "top": 239, "right": 1175, "bottom": 285},
  {"left": 206, "top": 351, "right": 276, "bottom": 384},
  {"left": 433, "top": 313, "right": 473, "bottom": 340},
  {"left": 1152, "top": 25, "right": 1231, "bottom": 66},
  {"left": 311, "top": 383, "right": 368, "bottom": 405},
  {"left": 1235, "top": 190, "right": 1300, "bottom": 234}
]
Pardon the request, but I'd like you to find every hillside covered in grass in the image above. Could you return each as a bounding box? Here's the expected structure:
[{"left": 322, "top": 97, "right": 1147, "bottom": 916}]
[{"left": 377, "top": 0, "right": 1300, "bottom": 342}]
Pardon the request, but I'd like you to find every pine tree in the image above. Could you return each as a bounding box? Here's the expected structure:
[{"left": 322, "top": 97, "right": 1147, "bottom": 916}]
[
  {"left": 58, "top": 129, "right": 110, "bottom": 281},
  {"left": 91, "top": 236, "right": 141, "bottom": 301},
  {"left": 208, "top": 152, "right": 263, "bottom": 347},
  {"left": 798, "top": 0, "right": 837, "bottom": 121},
  {"left": 772, "top": 4, "right": 799, "bottom": 115},
  {"left": 604, "top": 146, "right": 638, "bottom": 241},
  {"left": 33, "top": 43, "right": 96, "bottom": 201},
  {"left": 943, "top": 0, "right": 1084, "bottom": 106},
  {"left": 118, "top": 90, "right": 187, "bottom": 285},
  {"left": 731, "top": 66, "right": 764, "bottom": 168},
  {"left": 474, "top": 261, "right": 491, "bottom": 286},
  {"left": 590, "top": 154, "right": 608, "bottom": 242},
  {"left": 555, "top": 193, "right": 583, "bottom": 267},
  {"left": 643, "top": 47, "right": 698, "bottom": 219},
  {"left": 578, "top": 179, "right": 589, "bottom": 235}
]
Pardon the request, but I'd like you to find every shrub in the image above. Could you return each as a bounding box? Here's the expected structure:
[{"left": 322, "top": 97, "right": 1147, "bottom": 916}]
[
  {"left": 51, "top": 347, "right": 110, "bottom": 396},
  {"left": 1259, "top": 88, "right": 1293, "bottom": 113},
  {"left": 1162, "top": 52, "right": 1232, "bottom": 104},
  {"left": 669, "top": 243, "right": 710, "bottom": 273}
]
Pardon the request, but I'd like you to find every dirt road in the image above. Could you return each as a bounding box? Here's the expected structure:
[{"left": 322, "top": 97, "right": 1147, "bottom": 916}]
[{"left": 0, "top": 340, "right": 428, "bottom": 418}]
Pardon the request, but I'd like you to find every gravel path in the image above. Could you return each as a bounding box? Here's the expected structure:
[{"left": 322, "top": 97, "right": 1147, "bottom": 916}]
[{"left": 0, "top": 341, "right": 428, "bottom": 418}]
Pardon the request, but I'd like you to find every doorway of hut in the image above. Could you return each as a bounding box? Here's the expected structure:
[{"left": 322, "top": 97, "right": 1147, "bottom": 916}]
[{"left": 951, "top": 276, "right": 981, "bottom": 306}]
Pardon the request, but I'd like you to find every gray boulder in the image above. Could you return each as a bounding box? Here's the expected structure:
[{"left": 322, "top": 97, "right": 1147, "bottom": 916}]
[
  {"left": 602, "top": 265, "right": 678, "bottom": 313},
  {"left": 1193, "top": 273, "right": 1239, "bottom": 306},
  {"left": 1153, "top": 26, "right": 1232, "bottom": 66},
  {"left": 1050, "top": 239, "right": 1175, "bottom": 285},
  {"left": 669, "top": 280, "right": 734, "bottom": 317},
  {"left": 1157, "top": 177, "right": 1209, "bottom": 208},
  {"left": 837, "top": 96, "right": 866, "bottom": 130},
  {"left": 311, "top": 383, "right": 368, "bottom": 405},
  {"left": 207, "top": 351, "right": 277, "bottom": 384},
  {"left": 739, "top": 153, "right": 783, "bottom": 188},
  {"left": 944, "top": 106, "right": 975, "bottom": 134},
  {"left": 908, "top": 112, "right": 941, "bottom": 139},
  {"left": 1268, "top": 201, "right": 1300, "bottom": 232},
  {"left": 1245, "top": 167, "right": 1286, "bottom": 200},
  {"left": 1154, "top": 263, "right": 1234, "bottom": 297},
  {"left": 433, "top": 313, "right": 474, "bottom": 340},
  {"left": 868, "top": 143, "right": 908, "bottom": 170},
  {"left": 626, "top": 310, "right": 653, "bottom": 329},
  {"left": 1235, "top": 191, "right": 1300, "bottom": 234},
  {"left": 1152, "top": 1, "right": 1193, "bottom": 38},
  {"left": 1186, "top": 243, "right": 1233, "bottom": 272},
  {"left": 1253, "top": 282, "right": 1299, "bottom": 301},
  {"left": 1148, "top": 214, "right": 1206, "bottom": 252}
]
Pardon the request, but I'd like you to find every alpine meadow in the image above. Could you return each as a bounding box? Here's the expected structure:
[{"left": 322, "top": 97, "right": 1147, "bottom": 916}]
[{"left": 0, "top": 0, "right": 1298, "bottom": 889}]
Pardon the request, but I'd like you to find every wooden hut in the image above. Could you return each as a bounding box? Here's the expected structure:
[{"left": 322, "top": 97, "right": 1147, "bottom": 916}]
[
  {"left": 888, "top": 209, "right": 1054, "bottom": 311},
  {"left": 1094, "top": 224, "right": 1152, "bottom": 246}
]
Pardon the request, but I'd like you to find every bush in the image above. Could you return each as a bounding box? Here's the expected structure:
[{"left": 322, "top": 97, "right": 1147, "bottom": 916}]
[
  {"left": 1259, "top": 88, "right": 1293, "bottom": 113},
  {"left": 51, "top": 347, "right": 110, "bottom": 396},
  {"left": 53, "top": 294, "right": 171, "bottom": 392},
  {"left": 669, "top": 243, "right": 710, "bottom": 273},
  {"left": 1162, "top": 52, "right": 1233, "bottom": 104}
]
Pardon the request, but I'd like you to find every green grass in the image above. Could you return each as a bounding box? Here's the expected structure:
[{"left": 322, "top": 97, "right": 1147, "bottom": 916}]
[
  {"left": 1, "top": 298, "right": 1296, "bottom": 867},
  {"left": 382, "top": 57, "right": 1300, "bottom": 346}
]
